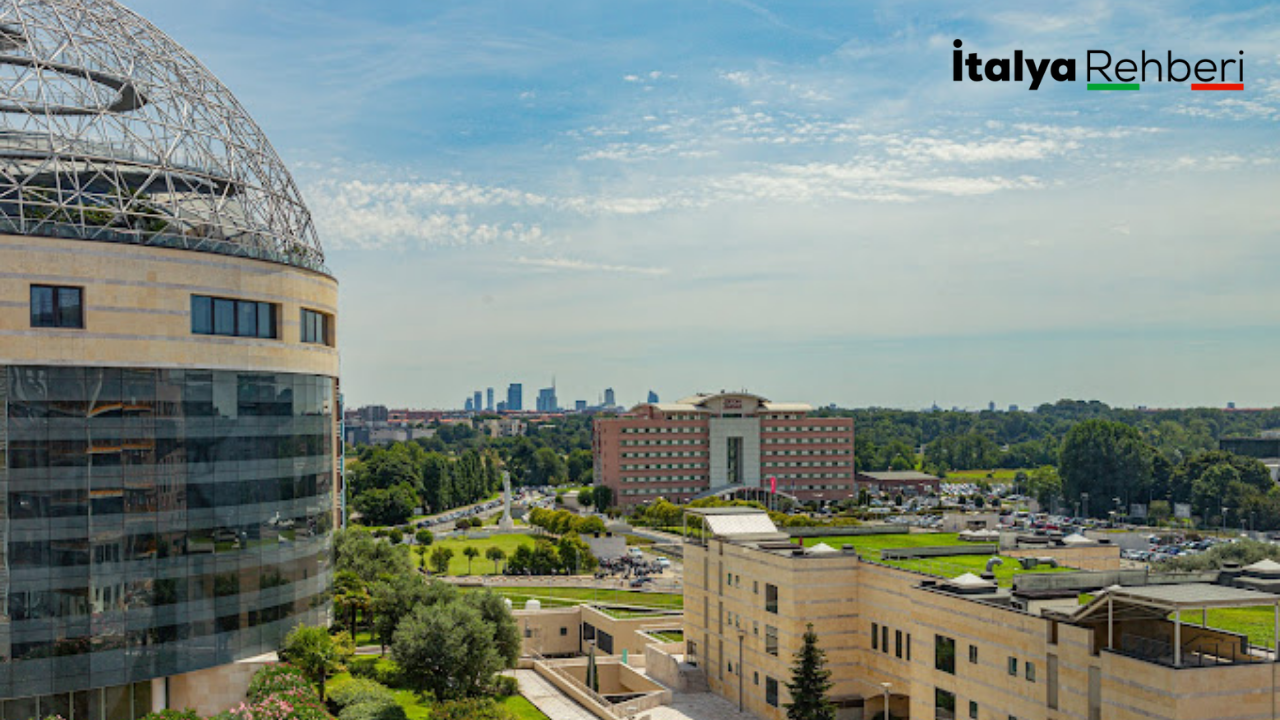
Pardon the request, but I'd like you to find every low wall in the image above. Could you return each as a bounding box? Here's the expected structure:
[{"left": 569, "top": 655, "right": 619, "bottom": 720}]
[
  {"left": 1013, "top": 568, "right": 1221, "bottom": 593},
  {"left": 168, "top": 654, "right": 278, "bottom": 716},
  {"left": 644, "top": 642, "right": 685, "bottom": 691},
  {"left": 788, "top": 524, "right": 910, "bottom": 538},
  {"left": 1006, "top": 543, "right": 1121, "bottom": 571},
  {"left": 881, "top": 544, "right": 998, "bottom": 560}
]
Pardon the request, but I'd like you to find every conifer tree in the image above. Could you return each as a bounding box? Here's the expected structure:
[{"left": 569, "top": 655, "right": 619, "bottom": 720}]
[{"left": 785, "top": 623, "right": 835, "bottom": 720}]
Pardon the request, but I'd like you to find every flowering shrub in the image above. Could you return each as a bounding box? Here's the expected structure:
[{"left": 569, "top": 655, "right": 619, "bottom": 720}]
[
  {"left": 236, "top": 664, "right": 331, "bottom": 720},
  {"left": 139, "top": 711, "right": 202, "bottom": 720},
  {"left": 247, "top": 665, "right": 316, "bottom": 703}
]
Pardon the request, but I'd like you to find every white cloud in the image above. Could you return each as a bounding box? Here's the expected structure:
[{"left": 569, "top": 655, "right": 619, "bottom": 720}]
[{"left": 515, "top": 256, "right": 670, "bottom": 276}]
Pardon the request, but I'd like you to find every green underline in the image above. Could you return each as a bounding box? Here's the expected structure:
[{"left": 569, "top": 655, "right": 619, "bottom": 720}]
[{"left": 1087, "top": 83, "right": 1140, "bottom": 91}]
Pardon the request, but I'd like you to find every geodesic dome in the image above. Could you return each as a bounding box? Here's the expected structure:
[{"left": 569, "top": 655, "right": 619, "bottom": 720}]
[{"left": 0, "top": 0, "right": 325, "bottom": 272}]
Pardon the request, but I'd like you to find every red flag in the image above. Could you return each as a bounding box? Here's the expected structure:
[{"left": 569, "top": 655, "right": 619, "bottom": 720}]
[{"left": 769, "top": 475, "right": 777, "bottom": 493}]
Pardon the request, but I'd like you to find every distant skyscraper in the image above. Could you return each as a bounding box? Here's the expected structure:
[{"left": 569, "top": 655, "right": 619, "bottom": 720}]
[
  {"left": 604, "top": 387, "right": 616, "bottom": 406},
  {"left": 537, "top": 386, "right": 558, "bottom": 412},
  {"left": 575, "top": 400, "right": 587, "bottom": 411},
  {"left": 465, "top": 397, "right": 474, "bottom": 412},
  {"left": 648, "top": 390, "right": 659, "bottom": 404},
  {"left": 486, "top": 387, "right": 495, "bottom": 411},
  {"left": 497, "top": 400, "right": 508, "bottom": 412},
  {"left": 507, "top": 383, "right": 523, "bottom": 411},
  {"left": 474, "top": 390, "right": 482, "bottom": 413},
  {"left": 988, "top": 401, "right": 996, "bottom": 412}
]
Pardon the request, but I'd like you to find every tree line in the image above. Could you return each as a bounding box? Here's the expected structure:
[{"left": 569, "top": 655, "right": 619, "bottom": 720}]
[
  {"left": 346, "top": 443, "right": 504, "bottom": 525},
  {"left": 829, "top": 399, "right": 1280, "bottom": 474}
]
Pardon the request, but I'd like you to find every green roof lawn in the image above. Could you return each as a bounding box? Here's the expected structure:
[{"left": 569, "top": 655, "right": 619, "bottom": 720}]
[{"left": 802, "top": 533, "right": 1072, "bottom": 587}]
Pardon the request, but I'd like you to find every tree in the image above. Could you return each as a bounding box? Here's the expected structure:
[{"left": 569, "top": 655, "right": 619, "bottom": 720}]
[
  {"left": 1026, "top": 466, "right": 1062, "bottom": 511},
  {"left": 335, "top": 528, "right": 414, "bottom": 583},
  {"left": 1059, "top": 419, "right": 1153, "bottom": 518},
  {"left": 785, "top": 623, "right": 835, "bottom": 720},
  {"left": 430, "top": 546, "right": 455, "bottom": 575},
  {"left": 280, "top": 624, "right": 353, "bottom": 701},
  {"left": 567, "top": 449, "right": 594, "bottom": 485},
  {"left": 392, "top": 601, "right": 505, "bottom": 700},
  {"left": 353, "top": 483, "right": 418, "bottom": 526},
  {"left": 333, "top": 570, "right": 371, "bottom": 636},
  {"left": 528, "top": 447, "right": 569, "bottom": 486},
  {"left": 463, "top": 546, "right": 480, "bottom": 574},
  {"left": 462, "top": 588, "right": 522, "bottom": 667},
  {"left": 415, "top": 528, "right": 434, "bottom": 546},
  {"left": 485, "top": 546, "right": 507, "bottom": 574},
  {"left": 371, "top": 574, "right": 432, "bottom": 651},
  {"left": 592, "top": 485, "right": 614, "bottom": 510}
]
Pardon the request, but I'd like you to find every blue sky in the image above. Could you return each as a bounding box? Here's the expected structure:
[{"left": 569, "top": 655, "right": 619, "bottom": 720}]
[{"left": 131, "top": 0, "right": 1280, "bottom": 410}]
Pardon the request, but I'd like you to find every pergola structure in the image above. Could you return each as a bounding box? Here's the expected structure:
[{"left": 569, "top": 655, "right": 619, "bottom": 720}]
[{"left": 1075, "top": 583, "right": 1280, "bottom": 667}]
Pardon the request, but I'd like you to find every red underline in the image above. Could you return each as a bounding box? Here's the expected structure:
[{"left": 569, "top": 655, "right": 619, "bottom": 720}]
[{"left": 1192, "top": 83, "right": 1244, "bottom": 91}]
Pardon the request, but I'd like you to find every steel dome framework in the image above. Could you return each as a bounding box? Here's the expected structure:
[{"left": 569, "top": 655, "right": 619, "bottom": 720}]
[{"left": 0, "top": 0, "right": 325, "bottom": 272}]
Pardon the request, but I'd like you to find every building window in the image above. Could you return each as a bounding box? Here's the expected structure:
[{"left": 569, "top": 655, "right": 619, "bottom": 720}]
[
  {"left": 30, "top": 285, "right": 83, "bottom": 328},
  {"left": 1008, "top": 656, "right": 1018, "bottom": 676},
  {"left": 935, "top": 635, "right": 956, "bottom": 674},
  {"left": 765, "top": 583, "right": 778, "bottom": 613},
  {"left": 935, "top": 688, "right": 956, "bottom": 720},
  {"left": 882, "top": 625, "right": 888, "bottom": 654},
  {"left": 301, "top": 308, "right": 332, "bottom": 345},
  {"left": 754, "top": 671, "right": 759, "bottom": 686},
  {"left": 1025, "top": 661, "right": 1036, "bottom": 682},
  {"left": 766, "top": 677, "right": 779, "bottom": 707},
  {"left": 766, "top": 625, "right": 779, "bottom": 656},
  {"left": 896, "top": 630, "right": 903, "bottom": 658},
  {"left": 560, "top": 627, "right": 568, "bottom": 636},
  {"left": 969, "top": 645, "right": 978, "bottom": 664},
  {"left": 872, "top": 623, "right": 879, "bottom": 650},
  {"left": 969, "top": 700, "right": 979, "bottom": 719},
  {"left": 191, "top": 295, "right": 277, "bottom": 338}
]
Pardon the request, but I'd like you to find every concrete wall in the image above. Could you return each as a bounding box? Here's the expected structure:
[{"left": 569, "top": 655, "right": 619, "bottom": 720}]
[
  {"left": 0, "top": 234, "right": 339, "bottom": 377},
  {"left": 168, "top": 657, "right": 278, "bottom": 716},
  {"left": 1007, "top": 543, "right": 1122, "bottom": 571},
  {"left": 687, "top": 530, "right": 1280, "bottom": 720}
]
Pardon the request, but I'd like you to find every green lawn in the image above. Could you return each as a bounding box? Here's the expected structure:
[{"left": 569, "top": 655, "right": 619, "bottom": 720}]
[
  {"left": 649, "top": 630, "right": 684, "bottom": 643},
  {"left": 624, "top": 534, "right": 655, "bottom": 546},
  {"left": 499, "top": 694, "right": 551, "bottom": 720},
  {"left": 418, "top": 534, "right": 537, "bottom": 576},
  {"left": 329, "top": 672, "right": 550, "bottom": 720},
  {"left": 944, "top": 469, "right": 1024, "bottom": 482},
  {"left": 801, "top": 533, "right": 1071, "bottom": 587},
  {"left": 477, "top": 586, "right": 683, "bottom": 611},
  {"left": 329, "top": 672, "right": 431, "bottom": 720},
  {"left": 883, "top": 553, "right": 1073, "bottom": 587},
  {"left": 801, "top": 533, "right": 972, "bottom": 560}
]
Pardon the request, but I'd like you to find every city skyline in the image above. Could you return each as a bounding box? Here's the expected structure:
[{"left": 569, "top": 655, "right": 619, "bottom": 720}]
[{"left": 127, "top": 0, "right": 1280, "bottom": 410}]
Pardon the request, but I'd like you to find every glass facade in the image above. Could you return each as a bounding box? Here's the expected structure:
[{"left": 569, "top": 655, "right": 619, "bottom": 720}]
[{"left": 0, "top": 366, "right": 334, "bottom": 701}]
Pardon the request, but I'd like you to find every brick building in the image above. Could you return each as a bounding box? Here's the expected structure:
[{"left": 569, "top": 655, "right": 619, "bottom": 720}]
[{"left": 593, "top": 392, "right": 854, "bottom": 506}]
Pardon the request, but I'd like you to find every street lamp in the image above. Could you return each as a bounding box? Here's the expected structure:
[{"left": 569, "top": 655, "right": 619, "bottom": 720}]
[{"left": 880, "top": 682, "right": 892, "bottom": 720}]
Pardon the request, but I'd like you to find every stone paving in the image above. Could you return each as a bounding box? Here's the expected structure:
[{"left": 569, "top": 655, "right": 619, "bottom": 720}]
[
  {"left": 507, "top": 668, "right": 756, "bottom": 720},
  {"left": 507, "top": 669, "right": 598, "bottom": 720}
]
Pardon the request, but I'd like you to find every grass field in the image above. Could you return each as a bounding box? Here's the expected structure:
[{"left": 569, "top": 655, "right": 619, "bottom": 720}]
[
  {"left": 417, "top": 534, "right": 537, "bottom": 575},
  {"left": 477, "top": 585, "right": 683, "bottom": 611},
  {"left": 329, "top": 671, "right": 550, "bottom": 720},
  {"left": 499, "top": 694, "right": 552, "bottom": 720},
  {"left": 802, "top": 533, "right": 1071, "bottom": 586},
  {"left": 801, "top": 533, "right": 972, "bottom": 560},
  {"left": 943, "top": 469, "right": 1023, "bottom": 482}
]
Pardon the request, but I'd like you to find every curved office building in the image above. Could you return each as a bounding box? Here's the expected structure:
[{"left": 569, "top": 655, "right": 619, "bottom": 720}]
[{"left": 0, "top": 1, "right": 339, "bottom": 718}]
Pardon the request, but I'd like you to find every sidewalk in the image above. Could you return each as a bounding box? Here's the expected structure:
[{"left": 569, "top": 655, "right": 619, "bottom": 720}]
[{"left": 506, "top": 669, "right": 598, "bottom": 720}]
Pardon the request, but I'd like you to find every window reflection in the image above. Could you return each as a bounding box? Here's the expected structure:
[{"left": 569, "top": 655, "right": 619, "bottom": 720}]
[{"left": 1, "top": 366, "right": 335, "bottom": 696}]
